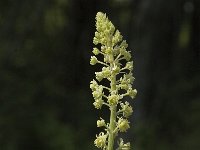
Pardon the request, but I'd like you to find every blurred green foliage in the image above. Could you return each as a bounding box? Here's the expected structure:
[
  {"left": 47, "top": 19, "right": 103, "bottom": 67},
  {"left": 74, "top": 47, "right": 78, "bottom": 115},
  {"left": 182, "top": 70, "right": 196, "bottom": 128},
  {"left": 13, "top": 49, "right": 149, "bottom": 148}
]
[{"left": 0, "top": 0, "right": 199, "bottom": 150}]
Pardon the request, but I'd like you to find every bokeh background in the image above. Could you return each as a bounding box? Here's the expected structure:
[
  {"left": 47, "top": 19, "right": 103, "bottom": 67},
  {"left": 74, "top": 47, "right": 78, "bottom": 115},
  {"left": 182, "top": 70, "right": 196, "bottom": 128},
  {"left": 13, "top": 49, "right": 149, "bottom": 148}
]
[{"left": 0, "top": 0, "right": 199, "bottom": 150}]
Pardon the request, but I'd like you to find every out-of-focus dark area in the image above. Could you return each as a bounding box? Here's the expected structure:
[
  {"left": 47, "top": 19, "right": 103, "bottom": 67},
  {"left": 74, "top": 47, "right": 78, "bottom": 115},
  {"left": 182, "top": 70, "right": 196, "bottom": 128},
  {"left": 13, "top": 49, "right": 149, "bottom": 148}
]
[{"left": 0, "top": 0, "right": 199, "bottom": 149}]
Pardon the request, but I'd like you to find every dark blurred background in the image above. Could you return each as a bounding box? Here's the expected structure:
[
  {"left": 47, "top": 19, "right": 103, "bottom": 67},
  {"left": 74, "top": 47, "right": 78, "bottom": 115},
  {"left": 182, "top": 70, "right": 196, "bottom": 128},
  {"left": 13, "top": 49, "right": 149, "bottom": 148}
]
[{"left": 0, "top": 0, "right": 199, "bottom": 150}]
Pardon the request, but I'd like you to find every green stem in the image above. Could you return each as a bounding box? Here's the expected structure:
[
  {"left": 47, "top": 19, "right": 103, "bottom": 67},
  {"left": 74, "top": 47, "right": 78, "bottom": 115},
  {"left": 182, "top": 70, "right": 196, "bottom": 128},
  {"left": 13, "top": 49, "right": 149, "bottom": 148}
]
[
  {"left": 108, "top": 71, "right": 117, "bottom": 150},
  {"left": 108, "top": 105, "right": 116, "bottom": 150}
]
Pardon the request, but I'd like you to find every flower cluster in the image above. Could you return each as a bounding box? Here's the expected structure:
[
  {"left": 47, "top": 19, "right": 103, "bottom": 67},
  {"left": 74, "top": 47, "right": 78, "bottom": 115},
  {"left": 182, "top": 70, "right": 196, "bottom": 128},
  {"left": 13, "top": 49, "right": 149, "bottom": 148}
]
[{"left": 90, "top": 12, "right": 137, "bottom": 150}]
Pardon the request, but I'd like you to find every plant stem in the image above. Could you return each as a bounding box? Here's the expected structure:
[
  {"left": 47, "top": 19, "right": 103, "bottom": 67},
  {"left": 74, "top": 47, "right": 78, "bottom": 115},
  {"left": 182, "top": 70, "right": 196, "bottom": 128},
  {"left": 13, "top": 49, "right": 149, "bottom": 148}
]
[
  {"left": 108, "top": 105, "right": 116, "bottom": 150},
  {"left": 108, "top": 71, "right": 117, "bottom": 150}
]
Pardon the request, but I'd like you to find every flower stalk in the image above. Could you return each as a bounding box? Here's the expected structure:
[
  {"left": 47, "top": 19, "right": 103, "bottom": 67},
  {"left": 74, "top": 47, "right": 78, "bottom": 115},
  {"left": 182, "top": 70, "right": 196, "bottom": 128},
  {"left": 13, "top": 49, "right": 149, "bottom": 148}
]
[{"left": 90, "top": 12, "right": 137, "bottom": 150}]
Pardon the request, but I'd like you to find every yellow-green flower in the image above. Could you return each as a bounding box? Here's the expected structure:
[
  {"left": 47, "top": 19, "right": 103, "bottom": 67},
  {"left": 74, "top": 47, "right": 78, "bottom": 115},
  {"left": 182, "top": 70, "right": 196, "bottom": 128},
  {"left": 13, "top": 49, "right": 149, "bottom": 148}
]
[
  {"left": 97, "top": 118, "right": 106, "bottom": 127},
  {"left": 120, "top": 102, "right": 133, "bottom": 118},
  {"left": 90, "top": 79, "right": 98, "bottom": 91},
  {"left": 94, "top": 132, "right": 107, "bottom": 148},
  {"left": 128, "top": 89, "right": 137, "bottom": 99},
  {"left": 93, "top": 48, "right": 100, "bottom": 55},
  {"left": 95, "top": 72, "right": 104, "bottom": 81},
  {"left": 93, "top": 98, "right": 104, "bottom": 109},
  {"left": 117, "top": 118, "right": 130, "bottom": 132},
  {"left": 125, "top": 61, "right": 133, "bottom": 71},
  {"left": 90, "top": 56, "right": 98, "bottom": 65}
]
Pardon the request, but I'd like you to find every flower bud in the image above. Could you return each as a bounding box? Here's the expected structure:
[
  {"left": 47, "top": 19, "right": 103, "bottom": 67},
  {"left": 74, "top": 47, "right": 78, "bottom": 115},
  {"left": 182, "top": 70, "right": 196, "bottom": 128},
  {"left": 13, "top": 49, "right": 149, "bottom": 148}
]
[
  {"left": 128, "top": 89, "right": 137, "bottom": 99},
  {"left": 95, "top": 72, "right": 104, "bottom": 81},
  {"left": 90, "top": 80, "right": 98, "bottom": 91},
  {"left": 125, "top": 61, "right": 133, "bottom": 71},
  {"left": 93, "top": 37, "right": 99, "bottom": 45},
  {"left": 97, "top": 118, "right": 106, "bottom": 127},
  {"left": 92, "top": 48, "right": 100, "bottom": 55},
  {"left": 90, "top": 56, "right": 98, "bottom": 65}
]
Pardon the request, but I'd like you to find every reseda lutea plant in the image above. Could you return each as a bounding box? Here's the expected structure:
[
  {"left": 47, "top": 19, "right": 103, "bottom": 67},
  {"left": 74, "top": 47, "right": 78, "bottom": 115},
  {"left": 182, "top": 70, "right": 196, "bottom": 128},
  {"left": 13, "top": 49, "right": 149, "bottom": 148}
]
[{"left": 90, "top": 12, "right": 137, "bottom": 150}]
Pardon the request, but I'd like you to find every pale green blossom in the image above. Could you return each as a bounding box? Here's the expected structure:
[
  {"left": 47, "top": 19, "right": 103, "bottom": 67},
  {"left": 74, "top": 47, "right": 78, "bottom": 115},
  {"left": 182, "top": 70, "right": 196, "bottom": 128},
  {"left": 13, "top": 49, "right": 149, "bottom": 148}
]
[
  {"left": 93, "top": 47, "right": 100, "bottom": 55},
  {"left": 117, "top": 118, "right": 130, "bottom": 132},
  {"left": 97, "top": 118, "right": 106, "bottom": 127},
  {"left": 94, "top": 132, "right": 108, "bottom": 148},
  {"left": 128, "top": 89, "right": 137, "bottom": 99},
  {"left": 90, "top": 79, "right": 98, "bottom": 91},
  {"left": 120, "top": 102, "right": 133, "bottom": 118},
  {"left": 90, "top": 56, "right": 98, "bottom": 65},
  {"left": 93, "top": 98, "right": 104, "bottom": 109},
  {"left": 125, "top": 61, "right": 133, "bottom": 71}
]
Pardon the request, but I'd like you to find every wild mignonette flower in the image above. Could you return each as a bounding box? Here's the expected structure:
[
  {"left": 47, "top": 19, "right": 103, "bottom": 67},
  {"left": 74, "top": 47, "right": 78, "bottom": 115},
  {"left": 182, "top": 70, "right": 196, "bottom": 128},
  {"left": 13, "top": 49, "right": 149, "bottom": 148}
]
[
  {"left": 93, "top": 48, "right": 100, "bottom": 55},
  {"left": 120, "top": 102, "right": 133, "bottom": 118},
  {"left": 90, "top": 56, "right": 98, "bottom": 65},
  {"left": 90, "top": 79, "right": 98, "bottom": 91},
  {"left": 128, "top": 89, "right": 137, "bottom": 99},
  {"left": 90, "top": 12, "right": 137, "bottom": 150},
  {"left": 125, "top": 61, "right": 133, "bottom": 71},
  {"left": 95, "top": 72, "right": 104, "bottom": 82},
  {"left": 117, "top": 118, "right": 130, "bottom": 132},
  {"left": 93, "top": 98, "right": 104, "bottom": 109},
  {"left": 97, "top": 118, "right": 106, "bottom": 127},
  {"left": 94, "top": 132, "right": 108, "bottom": 148}
]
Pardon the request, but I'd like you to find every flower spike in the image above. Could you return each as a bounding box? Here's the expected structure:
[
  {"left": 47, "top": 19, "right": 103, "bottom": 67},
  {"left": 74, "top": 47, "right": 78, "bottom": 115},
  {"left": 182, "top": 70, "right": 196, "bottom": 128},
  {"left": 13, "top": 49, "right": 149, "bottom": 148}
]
[{"left": 90, "top": 12, "right": 137, "bottom": 150}]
